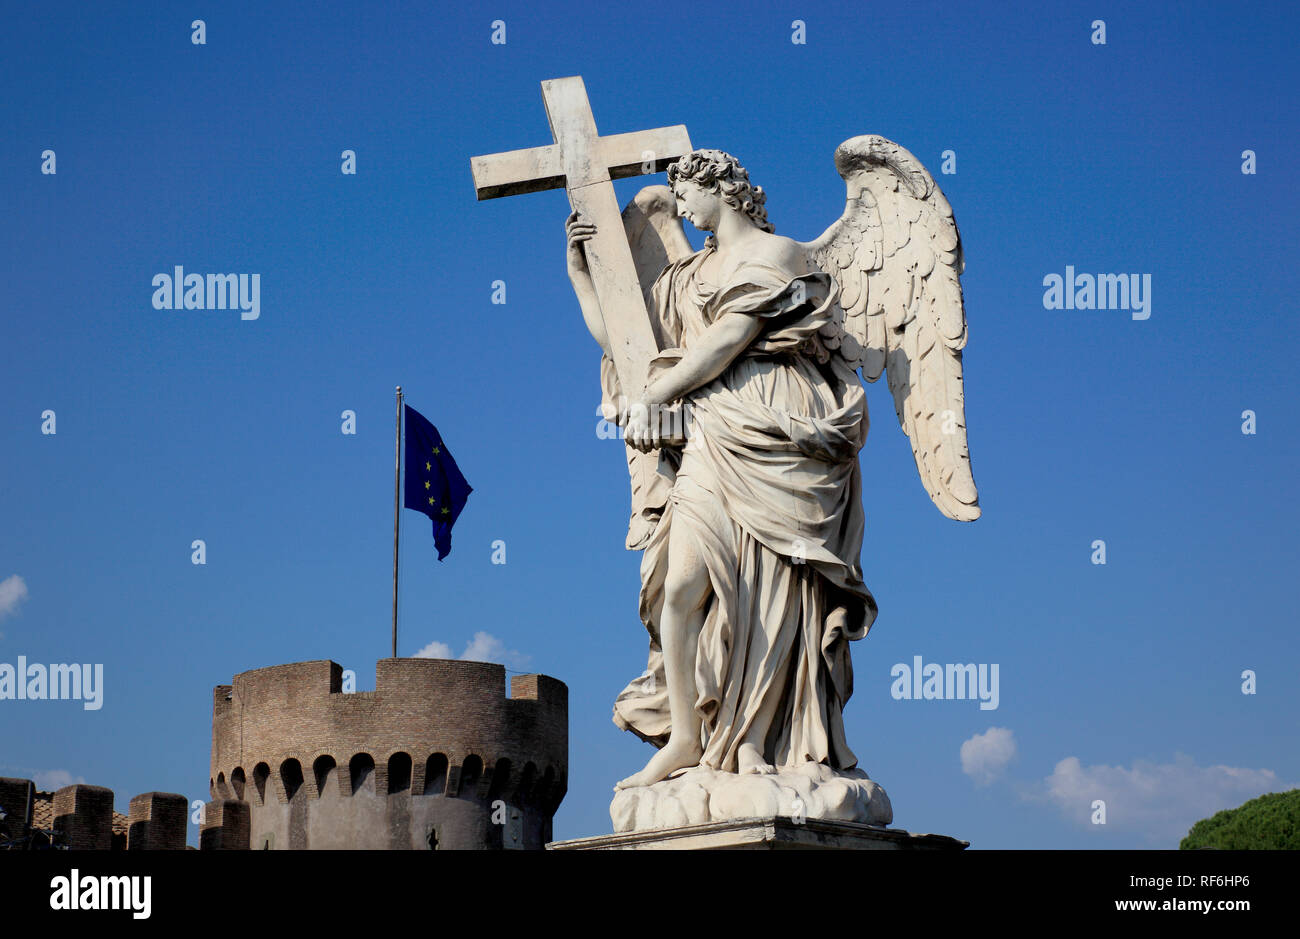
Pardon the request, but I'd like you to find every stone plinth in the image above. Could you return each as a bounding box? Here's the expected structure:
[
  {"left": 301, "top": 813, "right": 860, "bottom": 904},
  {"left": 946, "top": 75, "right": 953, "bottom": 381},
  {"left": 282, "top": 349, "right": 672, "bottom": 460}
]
[
  {"left": 200, "top": 799, "right": 250, "bottom": 851},
  {"left": 549, "top": 816, "right": 968, "bottom": 851},
  {"left": 0, "top": 777, "right": 35, "bottom": 844},
  {"left": 127, "top": 791, "right": 189, "bottom": 850},
  {"left": 53, "top": 784, "right": 116, "bottom": 850}
]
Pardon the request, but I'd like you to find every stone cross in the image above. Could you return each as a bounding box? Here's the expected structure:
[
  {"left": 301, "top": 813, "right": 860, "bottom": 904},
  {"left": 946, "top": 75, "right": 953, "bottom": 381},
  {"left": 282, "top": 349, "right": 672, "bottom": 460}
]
[{"left": 470, "top": 76, "right": 693, "bottom": 397}]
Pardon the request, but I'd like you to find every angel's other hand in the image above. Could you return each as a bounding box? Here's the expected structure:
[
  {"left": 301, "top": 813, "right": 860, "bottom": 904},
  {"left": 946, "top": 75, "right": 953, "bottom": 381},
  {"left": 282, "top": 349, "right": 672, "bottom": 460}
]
[
  {"left": 624, "top": 399, "right": 656, "bottom": 452},
  {"left": 566, "top": 211, "right": 596, "bottom": 277}
]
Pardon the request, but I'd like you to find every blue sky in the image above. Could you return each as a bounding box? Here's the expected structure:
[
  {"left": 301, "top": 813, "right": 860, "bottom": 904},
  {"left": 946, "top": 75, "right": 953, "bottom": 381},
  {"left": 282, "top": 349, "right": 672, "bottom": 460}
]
[{"left": 2, "top": 0, "right": 1297, "bottom": 849}]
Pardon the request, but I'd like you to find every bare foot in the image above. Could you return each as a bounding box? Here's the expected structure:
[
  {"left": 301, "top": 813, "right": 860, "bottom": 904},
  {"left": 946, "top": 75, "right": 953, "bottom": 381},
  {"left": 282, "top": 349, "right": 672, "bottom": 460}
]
[
  {"left": 737, "top": 743, "right": 776, "bottom": 775},
  {"left": 615, "top": 737, "right": 703, "bottom": 790}
]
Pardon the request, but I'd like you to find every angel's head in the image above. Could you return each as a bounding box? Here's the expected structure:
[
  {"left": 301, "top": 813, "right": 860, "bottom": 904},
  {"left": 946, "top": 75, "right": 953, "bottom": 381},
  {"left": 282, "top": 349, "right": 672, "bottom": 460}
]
[{"left": 667, "top": 149, "right": 774, "bottom": 239}]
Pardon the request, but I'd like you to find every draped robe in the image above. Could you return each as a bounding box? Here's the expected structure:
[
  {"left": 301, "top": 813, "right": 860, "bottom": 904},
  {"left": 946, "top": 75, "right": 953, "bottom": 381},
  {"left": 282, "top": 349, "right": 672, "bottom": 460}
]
[{"left": 605, "top": 241, "right": 879, "bottom": 773}]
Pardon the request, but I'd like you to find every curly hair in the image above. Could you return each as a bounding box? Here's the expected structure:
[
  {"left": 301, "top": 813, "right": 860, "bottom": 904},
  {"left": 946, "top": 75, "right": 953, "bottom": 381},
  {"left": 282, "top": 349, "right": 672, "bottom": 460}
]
[{"left": 667, "top": 149, "right": 774, "bottom": 240}]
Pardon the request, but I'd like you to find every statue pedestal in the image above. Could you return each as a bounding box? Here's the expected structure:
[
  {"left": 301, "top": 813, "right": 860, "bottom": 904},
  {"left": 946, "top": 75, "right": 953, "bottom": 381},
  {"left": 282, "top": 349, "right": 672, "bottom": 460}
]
[{"left": 548, "top": 816, "right": 968, "bottom": 851}]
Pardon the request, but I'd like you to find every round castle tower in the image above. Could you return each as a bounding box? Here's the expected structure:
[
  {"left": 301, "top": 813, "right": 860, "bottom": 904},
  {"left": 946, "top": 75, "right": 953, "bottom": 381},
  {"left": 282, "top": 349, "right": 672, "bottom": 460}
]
[{"left": 208, "top": 658, "right": 567, "bottom": 850}]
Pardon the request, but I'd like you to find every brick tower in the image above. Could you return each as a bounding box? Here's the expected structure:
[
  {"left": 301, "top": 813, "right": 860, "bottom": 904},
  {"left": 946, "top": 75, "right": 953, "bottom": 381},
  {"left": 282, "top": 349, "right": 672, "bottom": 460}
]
[{"left": 204, "top": 658, "right": 567, "bottom": 850}]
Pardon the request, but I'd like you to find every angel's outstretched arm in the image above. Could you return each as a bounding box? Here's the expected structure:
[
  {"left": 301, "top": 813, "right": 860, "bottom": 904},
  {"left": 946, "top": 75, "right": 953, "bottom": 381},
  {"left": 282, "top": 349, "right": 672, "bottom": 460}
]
[
  {"left": 566, "top": 211, "right": 611, "bottom": 357},
  {"left": 644, "top": 312, "right": 763, "bottom": 406},
  {"left": 626, "top": 311, "right": 761, "bottom": 453}
]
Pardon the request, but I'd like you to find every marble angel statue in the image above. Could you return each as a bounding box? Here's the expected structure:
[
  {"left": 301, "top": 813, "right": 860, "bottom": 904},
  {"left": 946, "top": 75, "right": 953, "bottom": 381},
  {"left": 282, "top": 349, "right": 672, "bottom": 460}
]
[{"left": 564, "top": 137, "right": 979, "bottom": 829}]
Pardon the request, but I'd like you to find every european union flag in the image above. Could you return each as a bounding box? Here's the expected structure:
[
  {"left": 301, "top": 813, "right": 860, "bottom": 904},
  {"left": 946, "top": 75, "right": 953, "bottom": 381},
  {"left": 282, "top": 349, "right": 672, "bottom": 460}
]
[{"left": 403, "top": 404, "right": 473, "bottom": 560}]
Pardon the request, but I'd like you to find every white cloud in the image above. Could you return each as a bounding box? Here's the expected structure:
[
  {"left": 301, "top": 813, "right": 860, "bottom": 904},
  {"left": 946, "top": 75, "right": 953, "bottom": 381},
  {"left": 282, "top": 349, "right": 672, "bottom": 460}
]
[
  {"left": 0, "top": 575, "right": 28, "bottom": 620},
  {"left": 32, "top": 769, "right": 85, "bottom": 792},
  {"left": 961, "top": 727, "right": 1017, "bottom": 785},
  {"left": 413, "top": 640, "right": 453, "bottom": 659},
  {"left": 1039, "top": 753, "right": 1294, "bottom": 845},
  {"left": 414, "top": 631, "right": 530, "bottom": 671},
  {"left": 461, "top": 631, "right": 528, "bottom": 668}
]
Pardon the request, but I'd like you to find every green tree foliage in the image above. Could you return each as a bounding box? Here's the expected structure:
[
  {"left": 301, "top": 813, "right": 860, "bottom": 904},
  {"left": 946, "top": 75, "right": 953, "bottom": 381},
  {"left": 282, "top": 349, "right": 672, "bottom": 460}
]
[{"left": 1181, "top": 789, "right": 1300, "bottom": 850}]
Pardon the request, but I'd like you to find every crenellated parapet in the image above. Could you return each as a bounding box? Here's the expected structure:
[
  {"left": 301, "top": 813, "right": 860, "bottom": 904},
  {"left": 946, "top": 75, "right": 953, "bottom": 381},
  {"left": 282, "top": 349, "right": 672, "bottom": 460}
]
[{"left": 0, "top": 777, "right": 184, "bottom": 850}]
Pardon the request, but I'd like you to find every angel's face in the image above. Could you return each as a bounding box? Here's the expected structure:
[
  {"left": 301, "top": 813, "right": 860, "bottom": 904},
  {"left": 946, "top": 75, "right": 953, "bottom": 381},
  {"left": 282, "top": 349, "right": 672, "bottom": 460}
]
[{"left": 672, "top": 179, "right": 721, "bottom": 232}]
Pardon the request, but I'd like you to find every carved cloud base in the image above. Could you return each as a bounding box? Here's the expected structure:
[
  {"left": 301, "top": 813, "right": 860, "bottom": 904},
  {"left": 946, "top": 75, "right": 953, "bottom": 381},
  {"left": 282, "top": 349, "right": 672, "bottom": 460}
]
[{"left": 609, "top": 762, "right": 893, "bottom": 833}]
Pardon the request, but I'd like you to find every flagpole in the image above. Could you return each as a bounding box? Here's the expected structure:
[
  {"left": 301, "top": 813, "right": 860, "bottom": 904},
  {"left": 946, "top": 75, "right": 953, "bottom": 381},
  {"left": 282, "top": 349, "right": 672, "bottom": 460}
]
[{"left": 392, "top": 386, "right": 403, "bottom": 658}]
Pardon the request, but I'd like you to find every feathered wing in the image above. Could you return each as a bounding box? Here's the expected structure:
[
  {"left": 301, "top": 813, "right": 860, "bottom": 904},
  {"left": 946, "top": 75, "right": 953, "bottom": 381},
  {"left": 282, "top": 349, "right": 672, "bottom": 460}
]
[
  {"left": 804, "top": 135, "right": 980, "bottom": 521},
  {"left": 604, "top": 185, "right": 693, "bottom": 550},
  {"left": 622, "top": 184, "right": 693, "bottom": 314}
]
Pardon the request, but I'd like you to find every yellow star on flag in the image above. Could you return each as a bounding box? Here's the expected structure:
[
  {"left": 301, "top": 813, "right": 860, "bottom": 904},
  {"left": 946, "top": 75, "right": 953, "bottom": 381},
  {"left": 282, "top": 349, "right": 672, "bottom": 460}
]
[
  {"left": 440, "top": 506, "right": 451, "bottom": 516},
  {"left": 426, "top": 461, "right": 432, "bottom": 471},
  {"left": 428, "top": 496, "right": 435, "bottom": 506},
  {"left": 425, "top": 480, "right": 431, "bottom": 489},
  {"left": 432, "top": 445, "right": 441, "bottom": 455}
]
